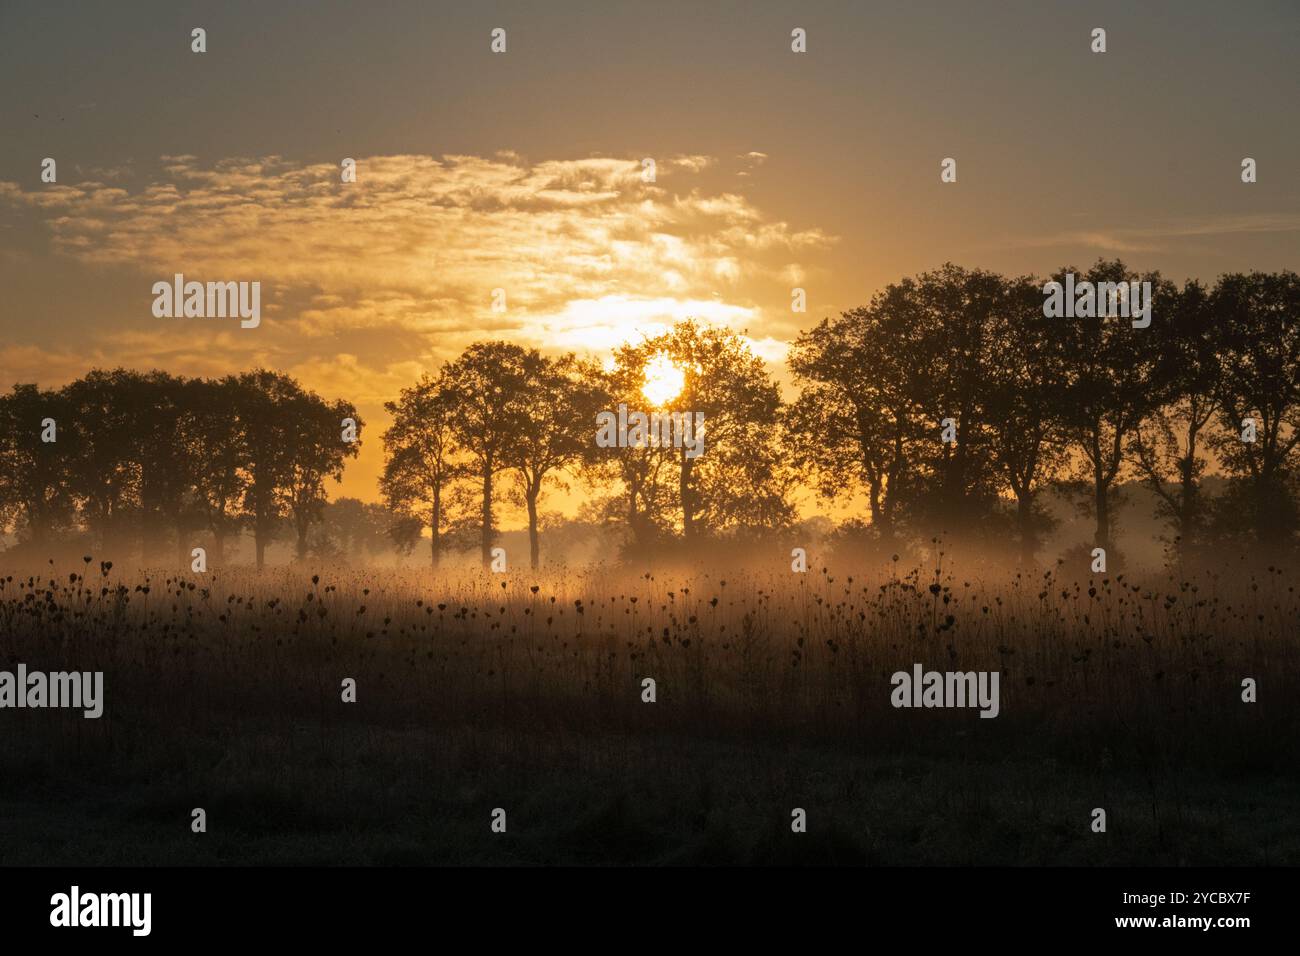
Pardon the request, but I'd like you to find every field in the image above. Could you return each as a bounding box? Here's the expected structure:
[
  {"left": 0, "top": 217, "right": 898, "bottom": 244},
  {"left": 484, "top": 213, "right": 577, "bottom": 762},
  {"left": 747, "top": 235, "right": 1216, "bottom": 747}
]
[{"left": 1, "top": 554, "right": 1298, "bottom": 865}]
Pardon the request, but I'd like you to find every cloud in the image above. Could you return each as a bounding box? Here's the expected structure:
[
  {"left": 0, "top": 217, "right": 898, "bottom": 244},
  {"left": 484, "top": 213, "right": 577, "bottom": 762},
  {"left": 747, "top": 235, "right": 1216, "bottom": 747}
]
[
  {"left": 0, "top": 153, "right": 833, "bottom": 504},
  {"left": 520, "top": 294, "right": 761, "bottom": 353},
  {"left": 0, "top": 152, "right": 831, "bottom": 359},
  {"left": 1000, "top": 214, "right": 1300, "bottom": 255}
]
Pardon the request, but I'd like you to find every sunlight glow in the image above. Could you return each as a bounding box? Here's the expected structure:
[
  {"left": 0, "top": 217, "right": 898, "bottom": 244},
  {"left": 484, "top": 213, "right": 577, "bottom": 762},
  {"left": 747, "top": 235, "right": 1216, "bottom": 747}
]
[{"left": 641, "top": 352, "right": 685, "bottom": 406}]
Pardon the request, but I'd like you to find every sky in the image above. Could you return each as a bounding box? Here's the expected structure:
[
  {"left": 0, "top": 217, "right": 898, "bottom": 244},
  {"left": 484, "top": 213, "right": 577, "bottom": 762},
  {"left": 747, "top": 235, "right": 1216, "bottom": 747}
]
[{"left": 2, "top": 0, "right": 1298, "bottom": 509}]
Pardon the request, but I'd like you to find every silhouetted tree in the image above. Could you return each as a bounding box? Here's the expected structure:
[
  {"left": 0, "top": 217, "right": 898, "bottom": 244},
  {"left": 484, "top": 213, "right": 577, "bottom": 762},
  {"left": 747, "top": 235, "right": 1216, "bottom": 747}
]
[
  {"left": 1209, "top": 270, "right": 1300, "bottom": 552},
  {"left": 381, "top": 374, "right": 463, "bottom": 568},
  {"left": 132, "top": 370, "right": 198, "bottom": 566},
  {"left": 590, "top": 346, "right": 675, "bottom": 552},
  {"left": 0, "top": 384, "right": 75, "bottom": 549},
  {"left": 61, "top": 369, "right": 142, "bottom": 554},
  {"left": 984, "top": 275, "right": 1069, "bottom": 563},
  {"left": 233, "top": 370, "right": 299, "bottom": 569},
  {"left": 889, "top": 265, "right": 1005, "bottom": 539},
  {"left": 1127, "top": 280, "right": 1221, "bottom": 561},
  {"left": 186, "top": 375, "right": 249, "bottom": 565},
  {"left": 282, "top": 389, "right": 360, "bottom": 561},
  {"left": 1054, "top": 259, "right": 1174, "bottom": 560},
  {"left": 312, "top": 497, "right": 401, "bottom": 563},
  {"left": 506, "top": 353, "right": 606, "bottom": 569},
  {"left": 441, "top": 343, "right": 533, "bottom": 568},
  {"left": 620, "top": 320, "right": 788, "bottom": 541},
  {"left": 787, "top": 284, "right": 927, "bottom": 548}
]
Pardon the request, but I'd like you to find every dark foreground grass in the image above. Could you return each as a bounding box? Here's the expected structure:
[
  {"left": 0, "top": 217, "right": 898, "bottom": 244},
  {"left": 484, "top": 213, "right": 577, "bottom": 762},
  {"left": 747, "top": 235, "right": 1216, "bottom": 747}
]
[
  {"left": 2, "top": 723, "right": 1297, "bottom": 865},
  {"left": 1, "top": 558, "right": 1297, "bottom": 865}
]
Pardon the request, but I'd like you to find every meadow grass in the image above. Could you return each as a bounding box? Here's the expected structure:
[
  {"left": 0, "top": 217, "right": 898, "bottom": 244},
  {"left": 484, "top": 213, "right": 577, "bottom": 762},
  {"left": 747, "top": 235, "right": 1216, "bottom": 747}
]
[{"left": 1, "top": 555, "right": 1297, "bottom": 865}]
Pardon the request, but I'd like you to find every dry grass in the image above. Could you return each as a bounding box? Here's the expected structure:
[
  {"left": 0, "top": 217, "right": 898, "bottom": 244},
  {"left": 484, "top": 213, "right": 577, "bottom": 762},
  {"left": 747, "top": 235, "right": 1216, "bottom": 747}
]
[{"left": 1, "top": 554, "right": 1298, "bottom": 864}]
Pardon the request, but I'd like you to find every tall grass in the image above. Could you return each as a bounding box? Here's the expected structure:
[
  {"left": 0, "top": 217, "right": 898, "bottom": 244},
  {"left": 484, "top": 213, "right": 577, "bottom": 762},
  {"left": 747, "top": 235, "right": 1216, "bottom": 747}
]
[{"left": 1, "top": 554, "right": 1296, "bottom": 864}]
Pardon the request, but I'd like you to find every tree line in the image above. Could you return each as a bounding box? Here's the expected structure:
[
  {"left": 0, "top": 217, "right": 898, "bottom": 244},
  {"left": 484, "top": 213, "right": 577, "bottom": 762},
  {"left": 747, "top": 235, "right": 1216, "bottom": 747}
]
[
  {"left": 789, "top": 260, "right": 1300, "bottom": 565},
  {"left": 0, "top": 369, "right": 359, "bottom": 568},
  {"left": 2, "top": 259, "right": 1297, "bottom": 569},
  {"left": 380, "top": 325, "right": 788, "bottom": 569}
]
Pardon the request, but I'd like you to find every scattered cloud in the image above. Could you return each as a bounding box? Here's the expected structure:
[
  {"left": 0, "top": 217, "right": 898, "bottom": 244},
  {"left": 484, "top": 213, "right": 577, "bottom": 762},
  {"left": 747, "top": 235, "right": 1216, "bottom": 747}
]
[
  {"left": 0, "top": 153, "right": 833, "bottom": 501},
  {"left": 0, "top": 152, "right": 831, "bottom": 360}
]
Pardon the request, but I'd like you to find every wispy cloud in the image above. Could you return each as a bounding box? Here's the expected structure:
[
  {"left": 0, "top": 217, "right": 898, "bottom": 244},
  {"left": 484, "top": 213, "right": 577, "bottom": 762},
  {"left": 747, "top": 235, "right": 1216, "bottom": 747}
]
[
  {"left": 998, "top": 214, "right": 1300, "bottom": 255},
  {"left": 0, "top": 152, "right": 831, "bottom": 500},
  {"left": 0, "top": 152, "right": 831, "bottom": 361}
]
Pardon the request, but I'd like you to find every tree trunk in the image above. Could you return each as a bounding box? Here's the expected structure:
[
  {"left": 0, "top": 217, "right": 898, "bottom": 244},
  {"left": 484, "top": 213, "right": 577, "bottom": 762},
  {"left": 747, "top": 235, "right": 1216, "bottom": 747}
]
[
  {"left": 868, "top": 477, "right": 882, "bottom": 526},
  {"left": 1178, "top": 477, "right": 1197, "bottom": 557},
  {"left": 947, "top": 420, "right": 964, "bottom": 531},
  {"left": 430, "top": 487, "right": 441, "bottom": 570},
  {"left": 526, "top": 486, "right": 540, "bottom": 570},
  {"left": 1017, "top": 493, "right": 1037, "bottom": 565},
  {"left": 480, "top": 465, "right": 494, "bottom": 568},
  {"left": 680, "top": 448, "right": 694, "bottom": 539},
  {"left": 1094, "top": 481, "right": 1111, "bottom": 553},
  {"left": 875, "top": 477, "right": 896, "bottom": 548}
]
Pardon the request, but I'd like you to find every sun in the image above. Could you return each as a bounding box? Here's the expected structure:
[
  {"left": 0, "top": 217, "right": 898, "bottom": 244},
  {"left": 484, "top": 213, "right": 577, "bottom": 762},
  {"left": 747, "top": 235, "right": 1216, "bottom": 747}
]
[{"left": 641, "top": 352, "right": 685, "bottom": 406}]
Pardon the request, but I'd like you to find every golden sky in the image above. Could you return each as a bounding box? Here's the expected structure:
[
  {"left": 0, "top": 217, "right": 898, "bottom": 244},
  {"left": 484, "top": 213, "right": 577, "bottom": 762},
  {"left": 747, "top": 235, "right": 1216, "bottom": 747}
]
[
  {"left": 2, "top": 0, "right": 1298, "bottom": 516},
  {"left": 0, "top": 151, "right": 834, "bottom": 506}
]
